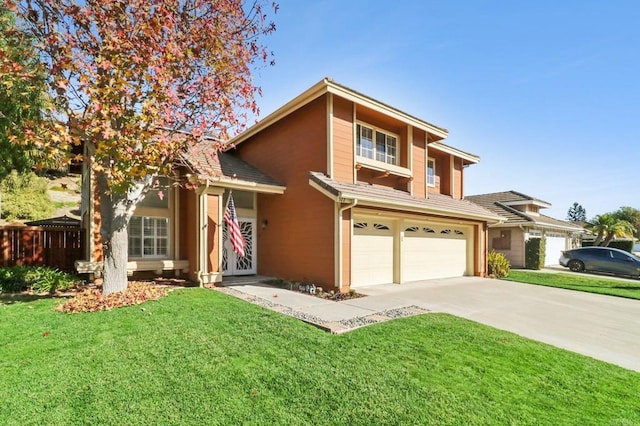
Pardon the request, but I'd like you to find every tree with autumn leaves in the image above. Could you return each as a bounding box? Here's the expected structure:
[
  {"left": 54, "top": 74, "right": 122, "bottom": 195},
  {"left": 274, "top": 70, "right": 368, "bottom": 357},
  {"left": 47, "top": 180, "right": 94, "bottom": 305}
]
[
  {"left": 1, "top": 0, "right": 276, "bottom": 294},
  {"left": 0, "top": 5, "right": 50, "bottom": 178}
]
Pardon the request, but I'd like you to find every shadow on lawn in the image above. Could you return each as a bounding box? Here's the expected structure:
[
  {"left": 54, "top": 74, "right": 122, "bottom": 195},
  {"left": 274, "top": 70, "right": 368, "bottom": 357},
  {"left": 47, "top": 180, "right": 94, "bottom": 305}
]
[
  {"left": 0, "top": 293, "right": 63, "bottom": 305},
  {"left": 558, "top": 283, "right": 640, "bottom": 291},
  {"left": 1, "top": 278, "right": 196, "bottom": 306}
]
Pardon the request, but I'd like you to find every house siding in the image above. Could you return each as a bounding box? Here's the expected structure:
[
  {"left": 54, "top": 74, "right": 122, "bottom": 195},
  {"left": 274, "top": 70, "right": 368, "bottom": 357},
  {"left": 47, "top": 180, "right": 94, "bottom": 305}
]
[
  {"left": 489, "top": 227, "right": 525, "bottom": 268},
  {"left": 234, "top": 96, "right": 337, "bottom": 288},
  {"left": 206, "top": 193, "right": 221, "bottom": 275},
  {"left": 427, "top": 150, "right": 453, "bottom": 196},
  {"left": 180, "top": 187, "right": 198, "bottom": 282},
  {"left": 332, "top": 96, "right": 354, "bottom": 183},
  {"left": 356, "top": 168, "right": 407, "bottom": 191},
  {"left": 341, "top": 207, "right": 352, "bottom": 290},
  {"left": 412, "top": 128, "right": 426, "bottom": 198},
  {"left": 453, "top": 157, "right": 463, "bottom": 200}
]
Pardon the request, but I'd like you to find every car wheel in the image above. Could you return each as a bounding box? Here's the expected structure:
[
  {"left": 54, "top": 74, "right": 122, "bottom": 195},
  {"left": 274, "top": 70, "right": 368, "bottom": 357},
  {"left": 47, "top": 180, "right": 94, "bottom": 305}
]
[{"left": 568, "top": 260, "right": 585, "bottom": 273}]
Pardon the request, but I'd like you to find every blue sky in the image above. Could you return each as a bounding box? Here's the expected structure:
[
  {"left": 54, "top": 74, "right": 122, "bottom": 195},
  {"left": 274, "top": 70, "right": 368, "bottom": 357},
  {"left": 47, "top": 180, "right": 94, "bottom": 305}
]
[{"left": 249, "top": 0, "right": 640, "bottom": 220}]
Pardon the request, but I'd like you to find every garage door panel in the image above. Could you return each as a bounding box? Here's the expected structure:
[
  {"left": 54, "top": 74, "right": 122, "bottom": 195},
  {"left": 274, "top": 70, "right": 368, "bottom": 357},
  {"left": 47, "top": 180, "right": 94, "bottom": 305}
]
[
  {"left": 402, "top": 225, "right": 471, "bottom": 282},
  {"left": 352, "top": 221, "right": 394, "bottom": 287},
  {"left": 545, "top": 235, "right": 566, "bottom": 266}
]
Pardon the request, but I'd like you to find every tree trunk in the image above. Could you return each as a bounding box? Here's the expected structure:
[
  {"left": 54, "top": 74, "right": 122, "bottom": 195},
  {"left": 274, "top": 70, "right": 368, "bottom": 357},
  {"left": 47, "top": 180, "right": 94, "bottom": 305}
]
[
  {"left": 593, "top": 231, "right": 605, "bottom": 246},
  {"left": 601, "top": 234, "right": 615, "bottom": 247},
  {"left": 97, "top": 173, "right": 133, "bottom": 295}
]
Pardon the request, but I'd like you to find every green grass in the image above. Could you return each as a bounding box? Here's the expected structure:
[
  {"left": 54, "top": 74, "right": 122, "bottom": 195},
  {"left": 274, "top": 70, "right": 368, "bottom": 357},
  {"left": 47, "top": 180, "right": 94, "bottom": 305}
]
[
  {"left": 2, "top": 289, "right": 639, "bottom": 425},
  {"left": 52, "top": 200, "right": 79, "bottom": 209},
  {"left": 48, "top": 185, "right": 70, "bottom": 192},
  {"left": 504, "top": 270, "right": 640, "bottom": 299}
]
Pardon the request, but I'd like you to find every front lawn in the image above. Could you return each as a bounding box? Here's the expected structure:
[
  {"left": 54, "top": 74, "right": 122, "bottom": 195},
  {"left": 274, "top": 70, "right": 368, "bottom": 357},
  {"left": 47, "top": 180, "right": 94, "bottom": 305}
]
[
  {"left": 2, "top": 289, "right": 639, "bottom": 424},
  {"left": 504, "top": 270, "right": 640, "bottom": 299}
]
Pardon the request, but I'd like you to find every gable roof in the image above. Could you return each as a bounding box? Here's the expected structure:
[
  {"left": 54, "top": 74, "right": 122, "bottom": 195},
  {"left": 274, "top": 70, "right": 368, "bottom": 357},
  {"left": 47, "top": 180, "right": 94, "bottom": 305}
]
[
  {"left": 226, "top": 77, "right": 454, "bottom": 150},
  {"left": 465, "top": 191, "right": 583, "bottom": 231},
  {"left": 181, "top": 140, "right": 285, "bottom": 193},
  {"left": 309, "top": 172, "right": 503, "bottom": 223}
]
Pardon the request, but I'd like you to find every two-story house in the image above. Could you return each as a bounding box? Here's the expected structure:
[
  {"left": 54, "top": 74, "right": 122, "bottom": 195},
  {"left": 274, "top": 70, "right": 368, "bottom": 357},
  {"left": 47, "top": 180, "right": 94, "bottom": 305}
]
[{"left": 78, "top": 78, "right": 502, "bottom": 292}]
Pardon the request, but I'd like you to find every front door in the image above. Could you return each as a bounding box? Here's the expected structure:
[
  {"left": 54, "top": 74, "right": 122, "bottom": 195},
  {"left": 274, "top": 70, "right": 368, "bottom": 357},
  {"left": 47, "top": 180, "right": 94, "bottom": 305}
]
[{"left": 222, "top": 217, "right": 256, "bottom": 275}]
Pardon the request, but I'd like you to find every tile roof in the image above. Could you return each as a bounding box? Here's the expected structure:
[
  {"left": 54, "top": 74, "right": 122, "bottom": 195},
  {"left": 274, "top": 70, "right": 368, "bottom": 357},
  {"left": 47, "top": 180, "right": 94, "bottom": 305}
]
[
  {"left": 466, "top": 190, "right": 550, "bottom": 205},
  {"left": 465, "top": 191, "right": 583, "bottom": 231},
  {"left": 181, "top": 140, "right": 284, "bottom": 188},
  {"left": 309, "top": 172, "right": 503, "bottom": 222}
]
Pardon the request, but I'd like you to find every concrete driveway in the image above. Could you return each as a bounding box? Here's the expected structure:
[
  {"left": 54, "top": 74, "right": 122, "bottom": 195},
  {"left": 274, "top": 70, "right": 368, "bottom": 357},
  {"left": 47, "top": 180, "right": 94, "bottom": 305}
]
[{"left": 354, "top": 277, "right": 640, "bottom": 372}]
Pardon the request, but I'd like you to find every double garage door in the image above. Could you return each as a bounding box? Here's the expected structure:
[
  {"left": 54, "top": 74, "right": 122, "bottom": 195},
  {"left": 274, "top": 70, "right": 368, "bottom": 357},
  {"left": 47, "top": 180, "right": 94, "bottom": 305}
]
[{"left": 352, "top": 219, "right": 472, "bottom": 287}]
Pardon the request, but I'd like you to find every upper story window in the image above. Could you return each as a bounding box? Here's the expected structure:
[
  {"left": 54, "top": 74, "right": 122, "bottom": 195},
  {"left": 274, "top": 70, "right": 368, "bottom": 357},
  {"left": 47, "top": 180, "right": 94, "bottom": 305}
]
[
  {"left": 427, "top": 158, "right": 436, "bottom": 187},
  {"left": 356, "top": 123, "right": 398, "bottom": 166}
]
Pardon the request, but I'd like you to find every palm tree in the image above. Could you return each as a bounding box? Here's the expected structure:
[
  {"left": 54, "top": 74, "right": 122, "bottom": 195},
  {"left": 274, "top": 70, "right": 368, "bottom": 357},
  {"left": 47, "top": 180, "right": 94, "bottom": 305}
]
[{"left": 588, "top": 214, "right": 635, "bottom": 246}]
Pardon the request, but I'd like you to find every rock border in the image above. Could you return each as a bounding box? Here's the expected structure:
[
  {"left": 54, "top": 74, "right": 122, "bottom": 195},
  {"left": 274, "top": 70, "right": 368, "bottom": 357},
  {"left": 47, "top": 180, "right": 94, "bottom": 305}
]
[{"left": 214, "top": 286, "right": 429, "bottom": 334}]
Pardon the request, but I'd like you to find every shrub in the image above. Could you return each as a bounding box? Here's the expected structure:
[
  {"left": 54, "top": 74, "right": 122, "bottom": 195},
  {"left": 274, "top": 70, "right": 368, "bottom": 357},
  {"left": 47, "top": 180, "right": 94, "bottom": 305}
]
[
  {"left": 56, "top": 282, "right": 168, "bottom": 313},
  {"left": 607, "top": 240, "right": 634, "bottom": 253},
  {"left": 525, "top": 237, "right": 546, "bottom": 270},
  {"left": 487, "top": 250, "right": 510, "bottom": 278},
  {"left": 0, "top": 170, "right": 54, "bottom": 221},
  {"left": 0, "top": 267, "right": 27, "bottom": 293},
  {"left": 0, "top": 266, "right": 79, "bottom": 293}
]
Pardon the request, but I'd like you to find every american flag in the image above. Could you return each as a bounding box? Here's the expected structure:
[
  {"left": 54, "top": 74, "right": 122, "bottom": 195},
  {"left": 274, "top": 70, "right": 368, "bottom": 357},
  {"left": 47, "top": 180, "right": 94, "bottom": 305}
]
[{"left": 224, "top": 194, "right": 245, "bottom": 257}]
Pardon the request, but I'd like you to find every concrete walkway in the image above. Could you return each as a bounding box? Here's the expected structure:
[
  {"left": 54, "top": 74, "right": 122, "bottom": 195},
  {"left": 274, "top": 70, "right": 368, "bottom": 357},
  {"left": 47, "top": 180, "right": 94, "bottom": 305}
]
[{"left": 219, "top": 276, "right": 640, "bottom": 372}]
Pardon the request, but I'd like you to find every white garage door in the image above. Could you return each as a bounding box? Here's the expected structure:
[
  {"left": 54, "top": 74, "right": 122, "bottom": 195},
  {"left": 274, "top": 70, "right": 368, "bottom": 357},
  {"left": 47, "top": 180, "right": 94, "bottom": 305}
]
[
  {"left": 352, "top": 220, "right": 394, "bottom": 287},
  {"left": 545, "top": 234, "right": 567, "bottom": 266},
  {"left": 403, "top": 224, "right": 470, "bottom": 281}
]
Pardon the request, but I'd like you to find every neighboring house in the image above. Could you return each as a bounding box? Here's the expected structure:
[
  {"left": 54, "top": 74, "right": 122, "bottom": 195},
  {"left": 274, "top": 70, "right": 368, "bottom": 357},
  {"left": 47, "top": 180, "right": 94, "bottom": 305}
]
[
  {"left": 465, "top": 191, "right": 583, "bottom": 267},
  {"left": 77, "top": 78, "right": 502, "bottom": 292}
]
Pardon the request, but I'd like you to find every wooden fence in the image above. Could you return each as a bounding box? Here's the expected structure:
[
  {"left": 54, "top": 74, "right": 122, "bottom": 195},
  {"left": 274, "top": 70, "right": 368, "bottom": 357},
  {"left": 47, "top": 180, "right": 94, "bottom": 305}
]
[{"left": 0, "top": 226, "right": 85, "bottom": 272}]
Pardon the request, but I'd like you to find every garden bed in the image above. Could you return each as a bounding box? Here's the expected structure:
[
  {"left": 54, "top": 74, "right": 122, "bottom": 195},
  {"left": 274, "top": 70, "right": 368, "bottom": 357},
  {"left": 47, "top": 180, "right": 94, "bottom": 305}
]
[{"left": 264, "top": 279, "right": 366, "bottom": 301}]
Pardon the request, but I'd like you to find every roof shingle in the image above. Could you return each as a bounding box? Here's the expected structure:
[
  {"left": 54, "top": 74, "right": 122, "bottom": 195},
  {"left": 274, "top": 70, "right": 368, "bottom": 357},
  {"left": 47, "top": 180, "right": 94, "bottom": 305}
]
[
  {"left": 465, "top": 191, "right": 583, "bottom": 231},
  {"left": 181, "top": 140, "right": 283, "bottom": 188},
  {"left": 309, "top": 172, "right": 502, "bottom": 222}
]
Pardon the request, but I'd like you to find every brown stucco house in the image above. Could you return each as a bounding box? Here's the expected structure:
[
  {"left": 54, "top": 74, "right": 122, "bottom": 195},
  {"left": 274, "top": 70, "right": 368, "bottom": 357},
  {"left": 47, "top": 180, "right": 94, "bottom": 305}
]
[
  {"left": 465, "top": 191, "right": 583, "bottom": 267},
  {"left": 77, "top": 78, "right": 502, "bottom": 292}
]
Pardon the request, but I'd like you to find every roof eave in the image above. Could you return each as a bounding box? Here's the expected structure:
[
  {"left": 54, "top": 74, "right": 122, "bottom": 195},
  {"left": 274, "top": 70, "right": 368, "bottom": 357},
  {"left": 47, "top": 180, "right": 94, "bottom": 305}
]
[
  {"left": 324, "top": 80, "right": 449, "bottom": 139},
  {"left": 309, "top": 179, "right": 503, "bottom": 223},
  {"left": 502, "top": 200, "right": 552, "bottom": 209},
  {"left": 489, "top": 220, "right": 585, "bottom": 232},
  {"left": 429, "top": 142, "right": 480, "bottom": 164},
  {"left": 194, "top": 175, "right": 286, "bottom": 194}
]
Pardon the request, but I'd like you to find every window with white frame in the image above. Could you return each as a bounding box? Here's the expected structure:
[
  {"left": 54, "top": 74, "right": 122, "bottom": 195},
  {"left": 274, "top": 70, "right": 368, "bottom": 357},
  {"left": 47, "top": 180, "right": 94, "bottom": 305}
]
[
  {"left": 427, "top": 157, "right": 436, "bottom": 187},
  {"left": 128, "top": 216, "right": 169, "bottom": 258},
  {"left": 356, "top": 123, "right": 398, "bottom": 165}
]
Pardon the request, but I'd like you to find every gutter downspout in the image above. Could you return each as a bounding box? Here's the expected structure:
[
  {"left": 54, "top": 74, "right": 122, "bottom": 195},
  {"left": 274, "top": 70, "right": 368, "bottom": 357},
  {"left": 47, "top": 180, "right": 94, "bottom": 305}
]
[
  {"left": 336, "top": 198, "right": 358, "bottom": 292},
  {"left": 196, "top": 179, "right": 210, "bottom": 287}
]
